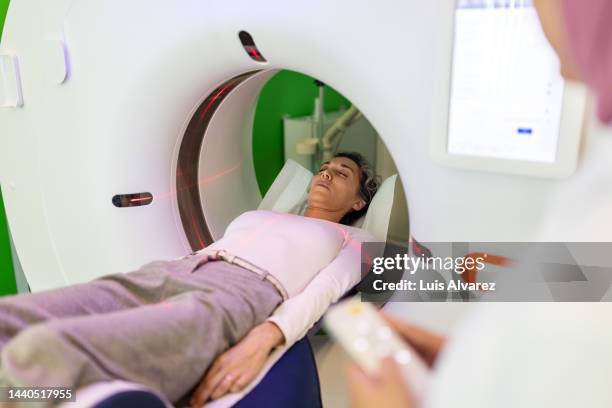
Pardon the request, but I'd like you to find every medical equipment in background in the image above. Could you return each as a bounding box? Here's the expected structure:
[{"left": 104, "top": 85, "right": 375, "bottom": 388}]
[
  {"left": 289, "top": 80, "right": 326, "bottom": 171},
  {"left": 291, "top": 80, "right": 365, "bottom": 171},
  {"left": 321, "top": 106, "right": 363, "bottom": 162},
  {"left": 431, "top": 0, "right": 587, "bottom": 177},
  {"left": 313, "top": 80, "right": 325, "bottom": 165},
  {"left": 285, "top": 106, "right": 375, "bottom": 174}
]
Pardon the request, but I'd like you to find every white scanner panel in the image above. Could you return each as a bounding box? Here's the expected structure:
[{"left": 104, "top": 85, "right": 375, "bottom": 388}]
[{"left": 0, "top": 0, "right": 592, "bottom": 294}]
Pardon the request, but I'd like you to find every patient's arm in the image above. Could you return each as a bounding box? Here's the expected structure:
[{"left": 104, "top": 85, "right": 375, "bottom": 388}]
[
  {"left": 190, "top": 321, "right": 284, "bottom": 406},
  {"left": 265, "top": 236, "right": 363, "bottom": 348}
]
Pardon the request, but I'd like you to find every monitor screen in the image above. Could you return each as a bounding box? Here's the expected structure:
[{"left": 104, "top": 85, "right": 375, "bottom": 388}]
[{"left": 447, "top": 0, "right": 565, "bottom": 163}]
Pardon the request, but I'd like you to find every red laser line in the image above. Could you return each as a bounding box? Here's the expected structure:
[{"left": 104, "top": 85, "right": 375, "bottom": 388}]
[
  {"left": 155, "top": 162, "right": 242, "bottom": 201},
  {"left": 129, "top": 197, "right": 151, "bottom": 203},
  {"left": 198, "top": 80, "right": 238, "bottom": 122}
]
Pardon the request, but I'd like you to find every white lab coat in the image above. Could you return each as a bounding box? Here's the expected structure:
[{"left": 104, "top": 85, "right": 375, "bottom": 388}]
[{"left": 426, "top": 116, "right": 612, "bottom": 408}]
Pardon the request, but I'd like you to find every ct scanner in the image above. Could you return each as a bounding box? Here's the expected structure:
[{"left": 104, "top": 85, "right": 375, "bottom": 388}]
[
  {"left": 0, "top": 0, "right": 606, "bottom": 406},
  {"left": 0, "top": 0, "right": 588, "bottom": 291}
]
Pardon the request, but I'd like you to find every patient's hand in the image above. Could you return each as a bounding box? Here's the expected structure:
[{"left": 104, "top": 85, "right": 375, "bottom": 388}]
[{"left": 190, "top": 321, "right": 284, "bottom": 407}]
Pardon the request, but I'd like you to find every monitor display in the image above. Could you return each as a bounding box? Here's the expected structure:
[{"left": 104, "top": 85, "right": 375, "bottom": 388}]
[{"left": 447, "top": 0, "right": 565, "bottom": 163}]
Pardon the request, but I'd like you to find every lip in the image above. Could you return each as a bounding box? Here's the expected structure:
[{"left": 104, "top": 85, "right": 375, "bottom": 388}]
[{"left": 315, "top": 181, "right": 331, "bottom": 190}]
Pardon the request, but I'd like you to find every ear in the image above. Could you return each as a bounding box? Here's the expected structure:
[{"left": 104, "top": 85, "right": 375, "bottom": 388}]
[{"left": 352, "top": 199, "right": 366, "bottom": 211}]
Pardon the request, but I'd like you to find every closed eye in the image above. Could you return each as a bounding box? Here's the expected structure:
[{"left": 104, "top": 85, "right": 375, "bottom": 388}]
[{"left": 319, "top": 165, "right": 348, "bottom": 178}]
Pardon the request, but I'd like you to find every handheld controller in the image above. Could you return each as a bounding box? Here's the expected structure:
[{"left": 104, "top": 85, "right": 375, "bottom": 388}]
[{"left": 323, "top": 298, "right": 431, "bottom": 404}]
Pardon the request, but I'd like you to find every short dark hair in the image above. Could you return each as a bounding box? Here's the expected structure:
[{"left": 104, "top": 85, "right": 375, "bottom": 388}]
[{"left": 333, "top": 152, "right": 380, "bottom": 225}]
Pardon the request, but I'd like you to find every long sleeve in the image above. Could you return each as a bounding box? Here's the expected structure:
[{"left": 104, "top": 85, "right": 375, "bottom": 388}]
[{"left": 265, "top": 235, "right": 365, "bottom": 348}]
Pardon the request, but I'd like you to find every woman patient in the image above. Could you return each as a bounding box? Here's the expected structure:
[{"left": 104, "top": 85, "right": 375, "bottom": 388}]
[{"left": 0, "top": 152, "right": 379, "bottom": 407}]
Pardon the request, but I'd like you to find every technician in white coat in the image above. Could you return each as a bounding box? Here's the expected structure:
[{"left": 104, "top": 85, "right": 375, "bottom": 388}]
[{"left": 346, "top": 0, "right": 612, "bottom": 406}]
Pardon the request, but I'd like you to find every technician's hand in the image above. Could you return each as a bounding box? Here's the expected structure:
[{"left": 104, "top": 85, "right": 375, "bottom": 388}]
[
  {"left": 189, "top": 321, "right": 284, "bottom": 407},
  {"left": 380, "top": 311, "right": 446, "bottom": 367},
  {"left": 345, "top": 357, "right": 415, "bottom": 408}
]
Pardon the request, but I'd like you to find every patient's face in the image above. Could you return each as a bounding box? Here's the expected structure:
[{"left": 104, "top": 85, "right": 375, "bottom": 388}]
[{"left": 308, "top": 156, "right": 365, "bottom": 217}]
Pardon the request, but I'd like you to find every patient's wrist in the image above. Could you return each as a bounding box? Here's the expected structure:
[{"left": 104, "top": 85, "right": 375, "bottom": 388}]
[{"left": 255, "top": 321, "right": 285, "bottom": 349}]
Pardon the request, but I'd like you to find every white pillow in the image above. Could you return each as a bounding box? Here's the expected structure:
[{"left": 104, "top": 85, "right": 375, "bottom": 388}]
[
  {"left": 359, "top": 174, "right": 397, "bottom": 241},
  {"left": 258, "top": 159, "right": 397, "bottom": 241},
  {"left": 258, "top": 159, "right": 313, "bottom": 214}
]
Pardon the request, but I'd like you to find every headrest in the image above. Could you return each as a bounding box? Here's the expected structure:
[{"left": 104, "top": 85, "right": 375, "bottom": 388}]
[{"left": 258, "top": 159, "right": 397, "bottom": 241}]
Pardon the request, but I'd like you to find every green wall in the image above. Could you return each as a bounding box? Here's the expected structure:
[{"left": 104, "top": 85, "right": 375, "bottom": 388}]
[
  {"left": 0, "top": 0, "right": 7, "bottom": 36},
  {"left": 0, "top": 0, "right": 18, "bottom": 296},
  {"left": 0, "top": 190, "right": 16, "bottom": 296},
  {"left": 252, "top": 70, "right": 350, "bottom": 193}
]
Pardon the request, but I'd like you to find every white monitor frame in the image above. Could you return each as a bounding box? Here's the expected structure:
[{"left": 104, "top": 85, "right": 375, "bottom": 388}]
[{"left": 430, "top": 2, "right": 588, "bottom": 179}]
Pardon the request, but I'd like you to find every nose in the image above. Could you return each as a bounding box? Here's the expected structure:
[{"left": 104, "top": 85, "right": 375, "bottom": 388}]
[{"left": 320, "top": 170, "right": 331, "bottom": 181}]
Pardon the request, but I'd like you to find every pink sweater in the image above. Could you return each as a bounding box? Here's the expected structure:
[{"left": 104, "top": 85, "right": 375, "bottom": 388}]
[{"left": 204, "top": 210, "right": 375, "bottom": 347}]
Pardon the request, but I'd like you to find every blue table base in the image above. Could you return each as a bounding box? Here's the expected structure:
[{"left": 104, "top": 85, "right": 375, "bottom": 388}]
[{"left": 234, "top": 337, "right": 322, "bottom": 408}]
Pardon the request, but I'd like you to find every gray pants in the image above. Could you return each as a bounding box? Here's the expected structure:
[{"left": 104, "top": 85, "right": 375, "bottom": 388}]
[{"left": 0, "top": 255, "right": 283, "bottom": 403}]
